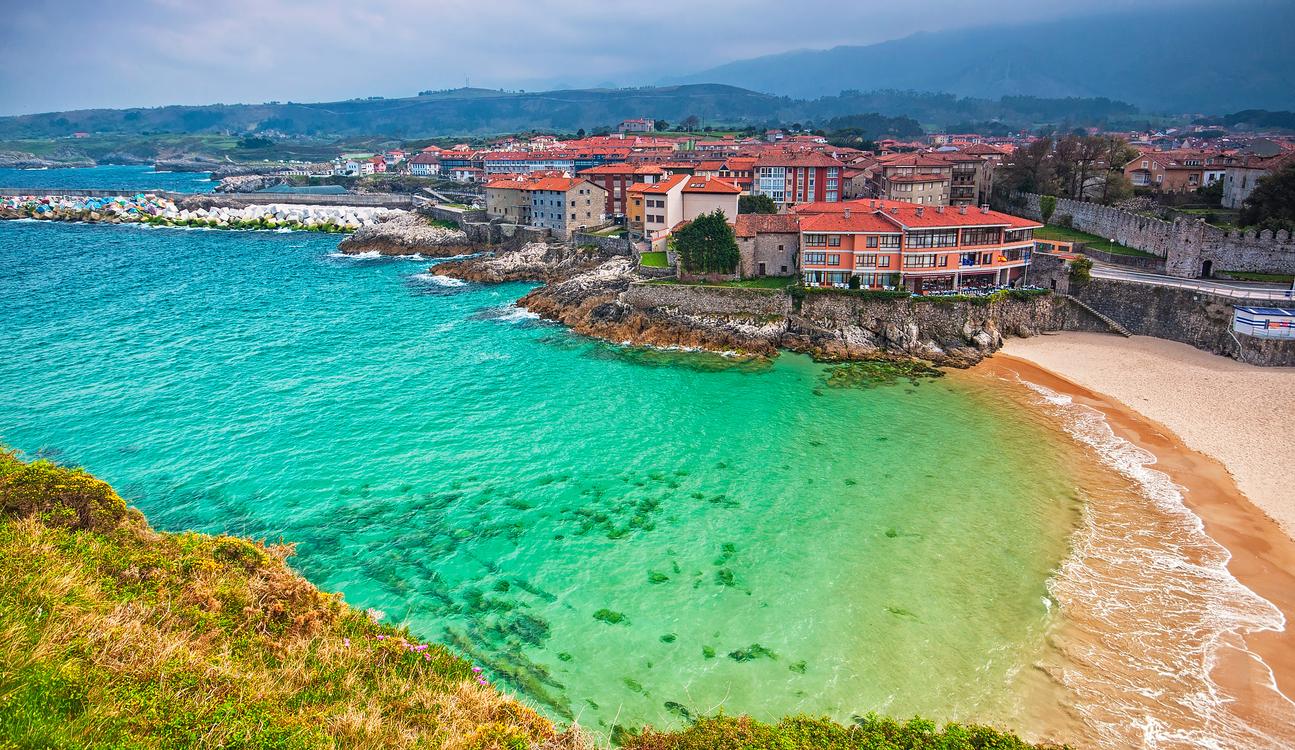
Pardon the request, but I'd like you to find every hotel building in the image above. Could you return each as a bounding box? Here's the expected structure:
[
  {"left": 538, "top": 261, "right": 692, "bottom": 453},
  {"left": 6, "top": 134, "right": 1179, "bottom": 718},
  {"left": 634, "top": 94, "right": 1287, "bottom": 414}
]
[{"left": 796, "top": 200, "right": 1042, "bottom": 293}]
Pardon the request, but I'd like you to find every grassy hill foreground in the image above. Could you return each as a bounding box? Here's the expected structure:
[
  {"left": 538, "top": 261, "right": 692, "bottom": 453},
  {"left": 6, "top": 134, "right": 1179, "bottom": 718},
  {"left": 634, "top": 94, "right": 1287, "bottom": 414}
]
[{"left": 0, "top": 449, "right": 1064, "bottom": 749}]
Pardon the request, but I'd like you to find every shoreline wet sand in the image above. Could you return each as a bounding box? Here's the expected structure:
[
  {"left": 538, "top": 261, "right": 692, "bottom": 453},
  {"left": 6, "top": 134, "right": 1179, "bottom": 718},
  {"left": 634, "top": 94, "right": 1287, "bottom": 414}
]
[{"left": 969, "top": 345, "right": 1295, "bottom": 748}]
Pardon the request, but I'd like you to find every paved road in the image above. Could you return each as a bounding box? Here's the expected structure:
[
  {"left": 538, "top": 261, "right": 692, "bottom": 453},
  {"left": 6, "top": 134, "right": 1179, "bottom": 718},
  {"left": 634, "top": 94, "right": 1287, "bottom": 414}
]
[{"left": 1091, "top": 263, "right": 1295, "bottom": 302}]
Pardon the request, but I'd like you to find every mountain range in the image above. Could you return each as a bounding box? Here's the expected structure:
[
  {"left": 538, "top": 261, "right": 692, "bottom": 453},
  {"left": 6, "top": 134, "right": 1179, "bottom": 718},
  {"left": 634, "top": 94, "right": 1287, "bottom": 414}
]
[{"left": 668, "top": 2, "right": 1295, "bottom": 113}]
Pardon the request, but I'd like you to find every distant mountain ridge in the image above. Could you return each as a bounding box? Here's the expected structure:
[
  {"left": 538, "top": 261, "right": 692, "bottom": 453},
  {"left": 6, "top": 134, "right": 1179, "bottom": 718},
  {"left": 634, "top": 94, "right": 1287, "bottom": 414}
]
[
  {"left": 0, "top": 85, "right": 790, "bottom": 140},
  {"left": 0, "top": 85, "right": 1150, "bottom": 140},
  {"left": 668, "top": 3, "right": 1295, "bottom": 113}
]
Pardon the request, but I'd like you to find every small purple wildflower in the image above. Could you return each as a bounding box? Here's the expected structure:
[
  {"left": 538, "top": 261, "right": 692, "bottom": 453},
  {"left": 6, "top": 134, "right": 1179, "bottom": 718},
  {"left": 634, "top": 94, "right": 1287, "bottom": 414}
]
[
  {"left": 343, "top": 638, "right": 350, "bottom": 647},
  {"left": 471, "top": 666, "right": 483, "bottom": 674}
]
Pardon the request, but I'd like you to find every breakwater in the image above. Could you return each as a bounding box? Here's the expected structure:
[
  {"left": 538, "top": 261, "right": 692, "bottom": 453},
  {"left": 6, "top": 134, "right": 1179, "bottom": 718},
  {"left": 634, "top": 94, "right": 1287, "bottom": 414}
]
[{"left": 0, "top": 192, "right": 404, "bottom": 233}]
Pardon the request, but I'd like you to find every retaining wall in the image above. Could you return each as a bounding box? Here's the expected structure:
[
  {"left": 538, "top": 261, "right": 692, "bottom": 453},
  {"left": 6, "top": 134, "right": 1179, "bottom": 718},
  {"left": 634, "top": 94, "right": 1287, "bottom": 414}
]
[{"left": 571, "top": 232, "right": 633, "bottom": 256}]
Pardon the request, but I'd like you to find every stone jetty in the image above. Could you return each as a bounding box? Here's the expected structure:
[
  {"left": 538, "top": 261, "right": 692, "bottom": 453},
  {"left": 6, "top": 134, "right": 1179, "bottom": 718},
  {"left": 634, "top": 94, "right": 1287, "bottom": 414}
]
[{"left": 0, "top": 193, "right": 402, "bottom": 233}]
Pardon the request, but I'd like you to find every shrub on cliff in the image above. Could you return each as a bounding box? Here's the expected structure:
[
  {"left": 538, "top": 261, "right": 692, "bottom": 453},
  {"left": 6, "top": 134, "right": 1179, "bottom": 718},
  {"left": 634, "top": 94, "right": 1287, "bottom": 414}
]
[
  {"left": 0, "top": 450, "right": 126, "bottom": 531},
  {"left": 624, "top": 714, "right": 1067, "bottom": 750},
  {"left": 673, "top": 210, "right": 740, "bottom": 274}
]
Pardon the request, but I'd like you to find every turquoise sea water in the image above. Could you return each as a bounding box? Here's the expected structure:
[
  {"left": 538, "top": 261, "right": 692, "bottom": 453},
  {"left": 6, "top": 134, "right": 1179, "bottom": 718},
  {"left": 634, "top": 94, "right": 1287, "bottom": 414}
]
[
  {"left": 0, "top": 164, "right": 214, "bottom": 193},
  {"left": 0, "top": 220, "right": 1084, "bottom": 737}
]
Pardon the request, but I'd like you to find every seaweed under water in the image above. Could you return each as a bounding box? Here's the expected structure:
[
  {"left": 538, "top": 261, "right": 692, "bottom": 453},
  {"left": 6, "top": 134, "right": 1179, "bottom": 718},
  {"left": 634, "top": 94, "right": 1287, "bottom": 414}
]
[{"left": 822, "top": 359, "right": 944, "bottom": 390}]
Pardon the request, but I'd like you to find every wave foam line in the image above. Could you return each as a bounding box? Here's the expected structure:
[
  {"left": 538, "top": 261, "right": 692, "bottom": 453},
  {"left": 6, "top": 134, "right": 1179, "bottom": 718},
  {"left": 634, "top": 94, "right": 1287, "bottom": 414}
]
[{"left": 1021, "top": 380, "right": 1292, "bottom": 749}]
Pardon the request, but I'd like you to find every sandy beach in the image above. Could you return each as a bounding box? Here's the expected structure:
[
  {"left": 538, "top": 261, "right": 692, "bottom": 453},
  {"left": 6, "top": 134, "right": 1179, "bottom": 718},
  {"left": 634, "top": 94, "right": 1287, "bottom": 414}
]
[
  {"left": 1001, "top": 333, "right": 1295, "bottom": 539},
  {"left": 982, "top": 332, "right": 1295, "bottom": 746}
]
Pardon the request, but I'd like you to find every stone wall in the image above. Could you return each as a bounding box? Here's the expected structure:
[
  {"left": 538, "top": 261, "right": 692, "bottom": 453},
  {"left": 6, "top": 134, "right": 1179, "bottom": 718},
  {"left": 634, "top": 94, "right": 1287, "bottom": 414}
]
[
  {"left": 1010, "top": 192, "right": 1295, "bottom": 278},
  {"left": 1070, "top": 277, "right": 1295, "bottom": 365},
  {"left": 570, "top": 232, "right": 633, "bottom": 256},
  {"left": 460, "top": 221, "right": 550, "bottom": 247},
  {"left": 738, "top": 232, "right": 799, "bottom": 278},
  {"left": 421, "top": 205, "right": 487, "bottom": 225},
  {"left": 622, "top": 282, "right": 792, "bottom": 318},
  {"left": 799, "top": 292, "right": 1068, "bottom": 343}
]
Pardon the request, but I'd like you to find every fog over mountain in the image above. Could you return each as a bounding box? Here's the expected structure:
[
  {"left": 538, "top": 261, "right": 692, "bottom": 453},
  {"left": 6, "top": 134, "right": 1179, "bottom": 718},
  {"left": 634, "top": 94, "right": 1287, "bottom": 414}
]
[{"left": 666, "top": 2, "right": 1295, "bottom": 113}]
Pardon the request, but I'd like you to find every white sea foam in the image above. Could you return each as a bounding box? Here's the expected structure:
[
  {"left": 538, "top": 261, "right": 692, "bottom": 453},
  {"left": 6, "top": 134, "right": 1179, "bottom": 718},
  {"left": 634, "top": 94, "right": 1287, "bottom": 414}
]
[
  {"left": 1019, "top": 379, "right": 1293, "bottom": 749},
  {"left": 409, "top": 272, "right": 466, "bottom": 287},
  {"left": 495, "top": 304, "right": 539, "bottom": 322},
  {"left": 327, "top": 250, "right": 383, "bottom": 260}
]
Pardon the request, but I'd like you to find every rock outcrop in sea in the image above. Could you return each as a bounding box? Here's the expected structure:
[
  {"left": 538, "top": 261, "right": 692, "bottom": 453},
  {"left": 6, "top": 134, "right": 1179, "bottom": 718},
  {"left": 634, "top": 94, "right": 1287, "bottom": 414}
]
[
  {"left": 431, "top": 243, "right": 1060, "bottom": 366},
  {"left": 336, "top": 214, "right": 476, "bottom": 257}
]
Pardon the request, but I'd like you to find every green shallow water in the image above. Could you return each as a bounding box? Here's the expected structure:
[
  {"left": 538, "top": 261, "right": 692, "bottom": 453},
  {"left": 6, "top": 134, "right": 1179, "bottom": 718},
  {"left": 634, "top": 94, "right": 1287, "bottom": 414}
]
[{"left": 0, "top": 221, "right": 1082, "bottom": 736}]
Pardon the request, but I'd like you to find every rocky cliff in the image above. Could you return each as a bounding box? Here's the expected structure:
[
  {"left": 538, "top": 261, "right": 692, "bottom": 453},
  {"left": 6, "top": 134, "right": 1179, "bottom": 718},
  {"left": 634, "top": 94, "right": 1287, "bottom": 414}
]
[
  {"left": 431, "top": 244, "right": 1058, "bottom": 365},
  {"left": 336, "top": 214, "right": 476, "bottom": 257}
]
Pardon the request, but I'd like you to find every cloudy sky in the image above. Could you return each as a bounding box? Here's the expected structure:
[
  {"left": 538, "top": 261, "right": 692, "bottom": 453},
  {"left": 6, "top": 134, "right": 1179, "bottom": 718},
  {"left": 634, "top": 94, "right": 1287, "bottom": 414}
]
[{"left": 0, "top": 0, "right": 1187, "bottom": 116}]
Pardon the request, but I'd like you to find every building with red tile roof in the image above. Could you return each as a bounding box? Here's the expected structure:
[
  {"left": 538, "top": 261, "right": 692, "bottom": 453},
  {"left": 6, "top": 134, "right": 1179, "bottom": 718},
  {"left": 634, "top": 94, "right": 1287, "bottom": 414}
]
[
  {"left": 626, "top": 175, "right": 741, "bottom": 249},
  {"left": 793, "top": 199, "right": 1043, "bottom": 292},
  {"left": 752, "top": 151, "right": 847, "bottom": 207}
]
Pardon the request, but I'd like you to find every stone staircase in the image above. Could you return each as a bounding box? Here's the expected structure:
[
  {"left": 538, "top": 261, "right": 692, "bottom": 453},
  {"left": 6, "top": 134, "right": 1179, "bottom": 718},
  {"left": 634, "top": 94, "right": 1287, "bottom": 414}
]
[{"left": 1064, "top": 295, "right": 1133, "bottom": 337}]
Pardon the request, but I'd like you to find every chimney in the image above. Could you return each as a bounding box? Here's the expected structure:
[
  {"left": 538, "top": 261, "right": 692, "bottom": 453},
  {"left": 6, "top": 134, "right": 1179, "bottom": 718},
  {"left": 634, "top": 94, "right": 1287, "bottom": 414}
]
[
  {"left": 936, "top": 205, "right": 944, "bottom": 214},
  {"left": 890, "top": 207, "right": 899, "bottom": 215},
  {"left": 916, "top": 207, "right": 924, "bottom": 217},
  {"left": 980, "top": 204, "right": 990, "bottom": 214},
  {"left": 959, "top": 205, "right": 968, "bottom": 215},
  {"left": 843, "top": 207, "right": 851, "bottom": 219}
]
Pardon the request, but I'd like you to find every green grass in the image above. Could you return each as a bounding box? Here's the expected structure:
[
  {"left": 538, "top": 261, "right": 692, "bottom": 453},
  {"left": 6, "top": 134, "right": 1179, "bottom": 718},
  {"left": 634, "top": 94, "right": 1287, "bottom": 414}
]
[
  {"left": 1035, "top": 226, "right": 1157, "bottom": 258},
  {"left": 649, "top": 276, "right": 795, "bottom": 289},
  {"left": 639, "top": 251, "right": 670, "bottom": 268},
  {"left": 590, "top": 226, "right": 627, "bottom": 237},
  {"left": 1220, "top": 271, "right": 1295, "bottom": 284}
]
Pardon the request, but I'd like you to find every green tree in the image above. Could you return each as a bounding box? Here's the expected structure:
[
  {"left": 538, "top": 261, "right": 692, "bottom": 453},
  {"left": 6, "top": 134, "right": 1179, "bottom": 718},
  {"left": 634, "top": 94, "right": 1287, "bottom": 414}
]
[
  {"left": 738, "top": 194, "right": 777, "bottom": 214},
  {"left": 654, "top": 119, "right": 669, "bottom": 131},
  {"left": 679, "top": 115, "right": 701, "bottom": 131},
  {"left": 576, "top": 128, "right": 586, "bottom": 138},
  {"left": 673, "top": 210, "right": 739, "bottom": 274},
  {"left": 1239, "top": 162, "right": 1295, "bottom": 230}
]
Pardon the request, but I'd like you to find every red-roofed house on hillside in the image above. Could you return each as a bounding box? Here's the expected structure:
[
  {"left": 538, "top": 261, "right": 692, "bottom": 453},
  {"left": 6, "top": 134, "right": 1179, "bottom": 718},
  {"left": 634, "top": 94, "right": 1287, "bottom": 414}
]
[
  {"left": 796, "top": 200, "right": 1042, "bottom": 292},
  {"left": 753, "top": 151, "right": 845, "bottom": 207},
  {"left": 1124, "top": 149, "right": 1234, "bottom": 193},
  {"left": 618, "top": 117, "right": 655, "bottom": 134},
  {"left": 627, "top": 175, "right": 741, "bottom": 249},
  {"left": 409, "top": 152, "right": 441, "bottom": 177},
  {"left": 577, "top": 163, "right": 667, "bottom": 217}
]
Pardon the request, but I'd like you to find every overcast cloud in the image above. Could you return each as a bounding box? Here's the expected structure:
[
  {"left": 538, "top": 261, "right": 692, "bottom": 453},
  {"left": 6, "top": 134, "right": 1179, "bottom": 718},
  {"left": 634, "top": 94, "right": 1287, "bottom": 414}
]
[{"left": 0, "top": 0, "right": 1193, "bottom": 116}]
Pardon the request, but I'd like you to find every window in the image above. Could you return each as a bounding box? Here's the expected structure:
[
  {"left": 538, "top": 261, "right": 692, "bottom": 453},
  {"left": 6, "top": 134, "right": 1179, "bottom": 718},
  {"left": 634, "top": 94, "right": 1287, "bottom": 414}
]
[
  {"left": 879, "top": 235, "right": 901, "bottom": 248},
  {"left": 855, "top": 254, "right": 889, "bottom": 268},
  {"left": 804, "top": 252, "right": 827, "bottom": 264},
  {"left": 1141, "top": 160, "right": 1149, "bottom": 169},
  {"left": 805, "top": 234, "right": 827, "bottom": 247},
  {"left": 904, "top": 254, "right": 938, "bottom": 268},
  {"left": 906, "top": 230, "right": 958, "bottom": 248},
  {"left": 961, "top": 227, "right": 1001, "bottom": 246},
  {"left": 867, "top": 236, "right": 879, "bottom": 248},
  {"left": 826, "top": 254, "right": 840, "bottom": 266},
  {"left": 828, "top": 235, "right": 841, "bottom": 247}
]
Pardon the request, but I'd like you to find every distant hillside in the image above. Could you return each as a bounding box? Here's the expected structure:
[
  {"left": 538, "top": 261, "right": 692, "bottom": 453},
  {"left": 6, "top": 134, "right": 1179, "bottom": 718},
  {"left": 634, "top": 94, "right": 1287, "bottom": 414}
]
[
  {"left": 0, "top": 85, "right": 794, "bottom": 139},
  {"left": 670, "top": 3, "right": 1295, "bottom": 113}
]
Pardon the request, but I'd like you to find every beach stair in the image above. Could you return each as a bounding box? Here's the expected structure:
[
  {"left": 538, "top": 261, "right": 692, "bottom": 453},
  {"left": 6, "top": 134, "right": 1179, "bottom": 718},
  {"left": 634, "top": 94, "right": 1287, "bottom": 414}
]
[{"left": 1064, "top": 294, "right": 1133, "bottom": 337}]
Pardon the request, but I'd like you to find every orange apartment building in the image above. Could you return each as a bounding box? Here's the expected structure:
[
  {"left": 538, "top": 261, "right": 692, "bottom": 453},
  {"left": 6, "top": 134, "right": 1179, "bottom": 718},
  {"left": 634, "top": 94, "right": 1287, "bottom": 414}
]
[{"left": 796, "top": 199, "right": 1042, "bottom": 293}]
